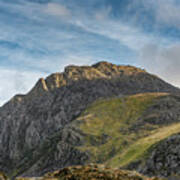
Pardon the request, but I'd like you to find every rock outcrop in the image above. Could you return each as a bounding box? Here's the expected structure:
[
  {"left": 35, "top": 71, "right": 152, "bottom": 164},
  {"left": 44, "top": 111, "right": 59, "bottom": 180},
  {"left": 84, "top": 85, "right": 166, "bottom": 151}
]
[
  {"left": 139, "top": 134, "right": 180, "bottom": 177},
  {"left": 16, "top": 164, "right": 163, "bottom": 180}
]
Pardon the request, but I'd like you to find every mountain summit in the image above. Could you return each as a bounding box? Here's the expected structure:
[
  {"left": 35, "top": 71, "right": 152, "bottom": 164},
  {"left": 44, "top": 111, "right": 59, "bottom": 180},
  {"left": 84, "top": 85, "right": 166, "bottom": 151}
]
[
  {"left": 0, "top": 61, "right": 179, "bottom": 178},
  {"left": 8, "top": 61, "right": 178, "bottom": 103}
]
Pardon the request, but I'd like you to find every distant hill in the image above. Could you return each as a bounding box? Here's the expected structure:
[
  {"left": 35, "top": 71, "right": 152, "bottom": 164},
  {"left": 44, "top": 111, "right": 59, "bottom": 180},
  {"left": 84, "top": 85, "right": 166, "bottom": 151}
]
[{"left": 0, "top": 61, "right": 179, "bottom": 179}]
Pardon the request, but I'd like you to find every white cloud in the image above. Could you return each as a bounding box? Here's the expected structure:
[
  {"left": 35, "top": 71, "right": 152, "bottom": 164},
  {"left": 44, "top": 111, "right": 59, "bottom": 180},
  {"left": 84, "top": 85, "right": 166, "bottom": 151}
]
[
  {"left": 73, "top": 18, "right": 159, "bottom": 51},
  {"left": 0, "top": 68, "right": 47, "bottom": 106},
  {"left": 139, "top": 43, "right": 180, "bottom": 87},
  {"left": 45, "top": 3, "right": 70, "bottom": 17},
  {"left": 129, "top": 0, "right": 180, "bottom": 29},
  {"left": 156, "top": 0, "right": 180, "bottom": 29}
]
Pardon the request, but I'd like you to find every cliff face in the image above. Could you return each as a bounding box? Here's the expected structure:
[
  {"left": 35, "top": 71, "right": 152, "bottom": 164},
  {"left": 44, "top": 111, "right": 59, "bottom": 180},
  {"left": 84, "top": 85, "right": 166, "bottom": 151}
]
[
  {"left": 138, "top": 133, "right": 180, "bottom": 177},
  {"left": 0, "top": 61, "right": 179, "bottom": 178}
]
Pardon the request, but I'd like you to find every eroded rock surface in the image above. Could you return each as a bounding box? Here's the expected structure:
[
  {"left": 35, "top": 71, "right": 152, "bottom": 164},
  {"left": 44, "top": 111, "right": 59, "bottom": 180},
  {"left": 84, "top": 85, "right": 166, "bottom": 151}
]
[{"left": 139, "top": 134, "right": 180, "bottom": 177}]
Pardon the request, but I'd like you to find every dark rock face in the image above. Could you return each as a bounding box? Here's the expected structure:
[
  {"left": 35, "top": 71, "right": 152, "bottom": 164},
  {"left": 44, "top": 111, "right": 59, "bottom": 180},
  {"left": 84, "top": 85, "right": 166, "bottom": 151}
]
[
  {"left": 0, "top": 62, "right": 179, "bottom": 177},
  {"left": 128, "top": 95, "right": 180, "bottom": 132},
  {"left": 139, "top": 134, "right": 180, "bottom": 177},
  {"left": 142, "top": 95, "right": 180, "bottom": 125}
]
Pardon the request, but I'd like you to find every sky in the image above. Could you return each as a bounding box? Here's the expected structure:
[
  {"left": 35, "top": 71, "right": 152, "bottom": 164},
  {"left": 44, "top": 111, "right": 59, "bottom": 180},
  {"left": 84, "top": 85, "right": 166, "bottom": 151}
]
[{"left": 0, "top": 0, "right": 180, "bottom": 106}]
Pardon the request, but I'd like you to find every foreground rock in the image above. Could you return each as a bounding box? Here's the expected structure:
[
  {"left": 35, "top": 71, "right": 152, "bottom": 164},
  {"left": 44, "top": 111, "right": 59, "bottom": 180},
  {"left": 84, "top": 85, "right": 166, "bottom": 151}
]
[
  {"left": 16, "top": 164, "right": 164, "bottom": 180},
  {"left": 0, "top": 172, "right": 8, "bottom": 180}
]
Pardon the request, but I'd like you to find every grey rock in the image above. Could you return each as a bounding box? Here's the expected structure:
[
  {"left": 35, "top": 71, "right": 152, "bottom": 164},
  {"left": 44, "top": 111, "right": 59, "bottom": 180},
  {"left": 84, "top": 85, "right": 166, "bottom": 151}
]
[{"left": 138, "top": 134, "right": 180, "bottom": 177}]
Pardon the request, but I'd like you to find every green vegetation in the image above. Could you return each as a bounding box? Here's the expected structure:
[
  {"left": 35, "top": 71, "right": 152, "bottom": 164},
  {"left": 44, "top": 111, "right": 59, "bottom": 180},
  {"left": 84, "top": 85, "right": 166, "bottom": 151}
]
[
  {"left": 75, "top": 93, "right": 180, "bottom": 167},
  {"left": 109, "top": 123, "right": 180, "bottom": 167}
]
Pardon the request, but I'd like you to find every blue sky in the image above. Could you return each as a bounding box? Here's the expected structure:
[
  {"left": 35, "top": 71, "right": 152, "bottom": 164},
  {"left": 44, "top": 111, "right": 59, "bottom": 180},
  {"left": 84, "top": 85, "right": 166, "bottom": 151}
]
[{"left": 0, "top": 0, "right": 180, "bottom": 105}]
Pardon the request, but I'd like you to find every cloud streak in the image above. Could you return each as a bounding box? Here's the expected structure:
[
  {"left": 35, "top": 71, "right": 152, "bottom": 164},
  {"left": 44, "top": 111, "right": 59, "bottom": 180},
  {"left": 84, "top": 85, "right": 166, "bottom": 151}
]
[
  {"left": 139, "top": 43, "right": 180, "bottom": 87},
  {"left": 128, "top": 0, "right": 180, "bottom": 30}
]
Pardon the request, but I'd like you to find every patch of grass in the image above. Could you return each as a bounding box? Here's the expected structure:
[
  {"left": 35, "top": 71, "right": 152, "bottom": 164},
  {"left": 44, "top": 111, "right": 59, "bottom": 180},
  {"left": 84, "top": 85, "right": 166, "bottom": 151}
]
[
  {"left": 110, "top": 122, "right": 180, "bottom": 168},
  {"left": 76, "top": 93, "right": 168, "bottom": 164}
]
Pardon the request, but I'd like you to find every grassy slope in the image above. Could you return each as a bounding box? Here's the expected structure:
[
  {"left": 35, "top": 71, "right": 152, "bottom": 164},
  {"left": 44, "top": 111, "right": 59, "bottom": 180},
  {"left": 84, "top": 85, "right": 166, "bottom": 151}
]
[
  {"left": 75, "top": 93, "right": 180, "bottom": 167},
  {"left": 109, "top": 123, "right": 180, "bottom": 168}
]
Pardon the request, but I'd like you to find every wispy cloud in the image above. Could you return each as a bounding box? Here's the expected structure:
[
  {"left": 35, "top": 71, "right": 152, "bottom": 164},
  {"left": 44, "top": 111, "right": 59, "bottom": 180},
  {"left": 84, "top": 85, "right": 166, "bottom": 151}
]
[
  {"left": 156, "top": 0, "right": 180, "bottom": 29},
  {"left": 128, "top": 0, "right": 180, "bottom": 30},
  {"left": 74, "top": 18, "right": 156, "bottom": 51},
  {"left": 0, "top": 68, "right": 47, "bottom": 106},
  {"left": 139, "top": 43, "right": 180, "bottom": 87}
]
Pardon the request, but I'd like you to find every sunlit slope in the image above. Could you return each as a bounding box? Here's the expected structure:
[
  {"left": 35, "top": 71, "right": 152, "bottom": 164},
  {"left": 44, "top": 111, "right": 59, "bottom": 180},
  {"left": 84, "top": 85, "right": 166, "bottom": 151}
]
[{"left": 73, "top": 93, "right": 180, "bottom": 168}]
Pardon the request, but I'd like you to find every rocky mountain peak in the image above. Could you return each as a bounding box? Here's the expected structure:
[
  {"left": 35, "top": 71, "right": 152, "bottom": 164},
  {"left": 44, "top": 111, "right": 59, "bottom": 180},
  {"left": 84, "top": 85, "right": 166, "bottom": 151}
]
[
  {"left": 26, "top": 62, "right": 147, "bottom": 97},
  {"left": 3, "top": 61, "right": 179, "bottom": 111},
  {"left": 4, "top": 61, "right": 178, "bottom": 107}
]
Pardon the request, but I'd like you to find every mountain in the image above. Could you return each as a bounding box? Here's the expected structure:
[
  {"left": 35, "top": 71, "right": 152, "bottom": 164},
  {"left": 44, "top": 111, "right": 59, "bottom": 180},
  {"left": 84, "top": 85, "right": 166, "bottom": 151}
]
[{"left": 0, "top": 61, "right": 179, "bottom": 179}]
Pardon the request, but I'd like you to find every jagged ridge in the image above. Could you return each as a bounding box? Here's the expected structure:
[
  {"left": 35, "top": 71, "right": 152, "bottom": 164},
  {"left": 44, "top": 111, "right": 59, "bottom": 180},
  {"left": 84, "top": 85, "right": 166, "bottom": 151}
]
[{"left": 7, "top": 61, "right": 178, "bottom": 104}]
